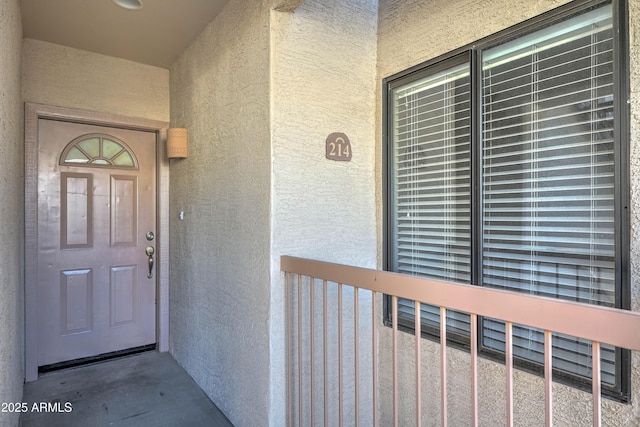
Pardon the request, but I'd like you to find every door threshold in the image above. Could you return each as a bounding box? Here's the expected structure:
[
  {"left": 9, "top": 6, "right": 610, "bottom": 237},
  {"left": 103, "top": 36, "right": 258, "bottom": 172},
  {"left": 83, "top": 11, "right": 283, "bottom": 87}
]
[{"left": 38, "top": 344, "right": 157, "bottom": 374}]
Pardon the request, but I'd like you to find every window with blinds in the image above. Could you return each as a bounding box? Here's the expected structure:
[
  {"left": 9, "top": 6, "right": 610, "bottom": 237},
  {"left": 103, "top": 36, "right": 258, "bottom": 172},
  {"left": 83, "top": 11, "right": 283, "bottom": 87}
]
[
  {"left": 389, "top": 61, "right": 472, "bottom": 340},
  {"left": 385, "top": 0, "right": 628, "bottom": 396},
  {"left": 481, "top": 4, "right": 616, "bottom": 385}
]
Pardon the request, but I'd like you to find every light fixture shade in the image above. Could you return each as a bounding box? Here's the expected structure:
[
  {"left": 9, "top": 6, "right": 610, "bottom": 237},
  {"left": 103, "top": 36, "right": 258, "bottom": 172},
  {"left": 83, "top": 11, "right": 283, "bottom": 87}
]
[
  {"left": 167, "top": 128, "right": 188, "bottom": 159},
  {"left": 112, "top": 0, "right": 143, "bottom": 10}
]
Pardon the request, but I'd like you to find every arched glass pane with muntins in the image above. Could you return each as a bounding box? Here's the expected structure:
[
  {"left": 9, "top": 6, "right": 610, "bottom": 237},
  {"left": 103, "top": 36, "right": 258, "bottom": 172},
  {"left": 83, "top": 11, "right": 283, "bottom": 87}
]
[{"left": 60, "top": 134, "right": 138, "bottom": 169}]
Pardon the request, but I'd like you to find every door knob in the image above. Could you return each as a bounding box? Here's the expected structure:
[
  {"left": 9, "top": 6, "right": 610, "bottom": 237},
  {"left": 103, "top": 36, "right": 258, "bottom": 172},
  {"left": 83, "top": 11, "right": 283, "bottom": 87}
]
[{"left": 145, "top": 246, "right": 155, "bottom": 279}]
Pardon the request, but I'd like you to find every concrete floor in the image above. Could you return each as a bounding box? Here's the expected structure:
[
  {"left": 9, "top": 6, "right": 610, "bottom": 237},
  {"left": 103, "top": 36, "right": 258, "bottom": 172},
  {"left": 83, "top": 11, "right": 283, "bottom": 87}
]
[{"left": 20, "top": 351, "right": 234, "bottom": 427}]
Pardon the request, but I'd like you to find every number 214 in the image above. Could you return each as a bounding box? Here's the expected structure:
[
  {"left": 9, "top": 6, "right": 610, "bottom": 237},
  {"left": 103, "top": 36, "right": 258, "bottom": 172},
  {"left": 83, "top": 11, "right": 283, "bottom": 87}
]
[{"left": 329, "top": 139, "right": 351, "bottom": 158}]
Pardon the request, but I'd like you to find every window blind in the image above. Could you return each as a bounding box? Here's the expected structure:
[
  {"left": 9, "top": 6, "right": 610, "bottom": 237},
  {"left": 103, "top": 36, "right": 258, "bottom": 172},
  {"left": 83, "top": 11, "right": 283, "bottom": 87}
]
[
  {"left": 391, "top": 63, "right": 471, "bottom": 336},
  {"left": 481, "top": 4, "right": 615, "bottom": 384}
]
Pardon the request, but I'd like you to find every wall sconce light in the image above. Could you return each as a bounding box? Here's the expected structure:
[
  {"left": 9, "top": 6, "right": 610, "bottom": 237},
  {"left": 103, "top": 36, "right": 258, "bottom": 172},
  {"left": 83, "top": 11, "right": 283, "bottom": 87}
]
[{"left": 167, "top": 128, "right": 188, "bottom": 159}]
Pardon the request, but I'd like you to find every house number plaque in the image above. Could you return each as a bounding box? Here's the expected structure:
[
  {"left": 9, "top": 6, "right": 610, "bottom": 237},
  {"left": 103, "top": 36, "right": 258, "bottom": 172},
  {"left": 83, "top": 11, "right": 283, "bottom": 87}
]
[{"left": 326, "top": 132, "right": 352, "bottom": 161}]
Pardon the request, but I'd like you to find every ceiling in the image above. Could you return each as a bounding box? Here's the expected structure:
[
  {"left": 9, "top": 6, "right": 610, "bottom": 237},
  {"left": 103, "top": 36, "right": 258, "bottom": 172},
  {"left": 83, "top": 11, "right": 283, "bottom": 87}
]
[{"left": 21, "top": 0, "right": 230, "bottom": 69}]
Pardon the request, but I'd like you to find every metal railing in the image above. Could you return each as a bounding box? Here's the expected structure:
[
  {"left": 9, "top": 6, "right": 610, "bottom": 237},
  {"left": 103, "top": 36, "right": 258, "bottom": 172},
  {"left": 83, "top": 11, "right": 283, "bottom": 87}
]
[{"left": 281, "top": 255, "right": 640, "bottom": 427}]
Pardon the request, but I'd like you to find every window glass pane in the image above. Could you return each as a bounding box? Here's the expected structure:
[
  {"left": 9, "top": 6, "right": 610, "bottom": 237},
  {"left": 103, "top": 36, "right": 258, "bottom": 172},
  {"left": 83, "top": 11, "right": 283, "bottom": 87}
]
[
  {"left": 102, "top": 138, "right": 124, "bottom": 159},
  {"left": 64, "top": 147, "right": 89, "bottom": 163},
  {"left": 77, "top": 137, "right": 100, "bottom": 158},
  {"left": 113, "top": 152, "right": 135, "bottom": 167},
  {"left": 390, "top": 62, "right": 471, "bottom": 335},
  {"left": 392, "top": 63, "right": 471, "bottom": 281},
  {"left": 481, "top": 3, "right": 615, "bottom": 384}
]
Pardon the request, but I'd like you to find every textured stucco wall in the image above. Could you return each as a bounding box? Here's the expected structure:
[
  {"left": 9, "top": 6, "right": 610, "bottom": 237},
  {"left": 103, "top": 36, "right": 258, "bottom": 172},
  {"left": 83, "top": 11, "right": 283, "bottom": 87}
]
[
  {"left": 376, "top": 0, "right": 640, "bottom": 425},
  {"left": 168, "top": 1, "right": 271, "bottom": 426},
  {"left": 271, "top": 0, "right": 378, "bottom": 266},
  {"left": 0, "top": 0, "right": 24, "bottom": 426},
  {"left": 22, "top": 39, "right": 169, "bottom": 122},
  {"left": 270, "top": 0, "right": 378, "bottom": 424}
]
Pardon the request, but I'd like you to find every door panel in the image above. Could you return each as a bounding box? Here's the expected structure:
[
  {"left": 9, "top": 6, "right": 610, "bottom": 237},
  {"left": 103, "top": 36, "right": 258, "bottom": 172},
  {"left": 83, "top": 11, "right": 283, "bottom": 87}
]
[
  {"left": 60, "top": 269, "right": 93, "bottom": 334},
  {"left": 111, "top": 175, "right": 138, "bottom": 246},
  {"left": 110, "top": 265, "right": 137, "bottom": 326},
  {"left": 37, "top": 118, "right": 156, "bottom": 367},
  {"left": 61, "top": 173, "right": 93, "bottom": 249}
]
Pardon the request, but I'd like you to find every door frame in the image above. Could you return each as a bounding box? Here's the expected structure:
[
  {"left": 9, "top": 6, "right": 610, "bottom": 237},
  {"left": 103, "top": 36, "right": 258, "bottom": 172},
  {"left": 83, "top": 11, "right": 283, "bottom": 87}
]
[{"left": 24, "top": 103, "right": 170, "bottom": 382}]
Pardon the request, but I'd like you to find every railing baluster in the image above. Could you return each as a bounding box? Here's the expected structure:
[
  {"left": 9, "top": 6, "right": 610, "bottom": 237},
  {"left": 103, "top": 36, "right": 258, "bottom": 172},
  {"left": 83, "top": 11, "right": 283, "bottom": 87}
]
[
  {"left": 338, "top": 283, "right": 344, "bottom": 427},
  {"left": 470, "top": 314, "right": 478, "bottom": 427},
  {"left": 281, "top": 256, "right": 640, "bottom": 427},
  {"left": 415, "top": 301, "right": 422, "bottom": 427},
  {"left": 372, "top": 291, "right": 378, "bottom": 427},
  {"left": 440, "top": 306, "right": 447, "bottom": 427},
  {"left": 506, "top": 321, "right": 514, "bottom": 427},
  {"left": 310, "top": 277, "right": 315, "bottom": 427},
  {"left": 323, "top": 280, "right": 328, "bottom": 427},
  {"left": 297, "top": 274, "right": 303, "bottom": 427},
  {"left": 544, "top": 330, "right": 553, "bottom": 427},
  {"left": 392, "top": 295, "right": 399, "bottom": 427},
  {"left": 286, "top": 272, "right": 293, "bottom": 427},
  {"left": 592, "top": 341, "right": 602, "bottom": 427},
  {"left": 354, "top": 287, "right": 360, "bottom": 427}
]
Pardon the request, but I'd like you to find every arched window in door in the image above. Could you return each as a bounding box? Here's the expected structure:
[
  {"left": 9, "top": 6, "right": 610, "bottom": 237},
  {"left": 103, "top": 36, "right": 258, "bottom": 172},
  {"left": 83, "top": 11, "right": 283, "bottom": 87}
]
[{"left": 60, "top": 133, "right": 138, "bottom": 169}]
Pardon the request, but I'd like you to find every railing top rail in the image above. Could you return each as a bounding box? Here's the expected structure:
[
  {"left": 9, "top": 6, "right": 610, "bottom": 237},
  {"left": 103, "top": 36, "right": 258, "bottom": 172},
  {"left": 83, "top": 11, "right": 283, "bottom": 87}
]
[{"left": 281, "top": 256, "right": 640, "bottom": 351}]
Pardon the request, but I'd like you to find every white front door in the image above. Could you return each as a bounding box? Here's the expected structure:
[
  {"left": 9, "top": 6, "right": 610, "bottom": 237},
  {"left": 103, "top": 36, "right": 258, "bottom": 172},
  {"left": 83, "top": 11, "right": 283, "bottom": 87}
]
[{"left": 36, "top": 118, "right": 157, "bottom": 367}]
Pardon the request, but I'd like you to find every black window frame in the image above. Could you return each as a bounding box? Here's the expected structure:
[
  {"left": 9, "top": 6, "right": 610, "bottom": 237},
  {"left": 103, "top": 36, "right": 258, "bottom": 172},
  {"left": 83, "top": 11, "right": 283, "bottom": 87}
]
[{"left": 382, "top": 0, "right": 630, "bottom": 402}]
